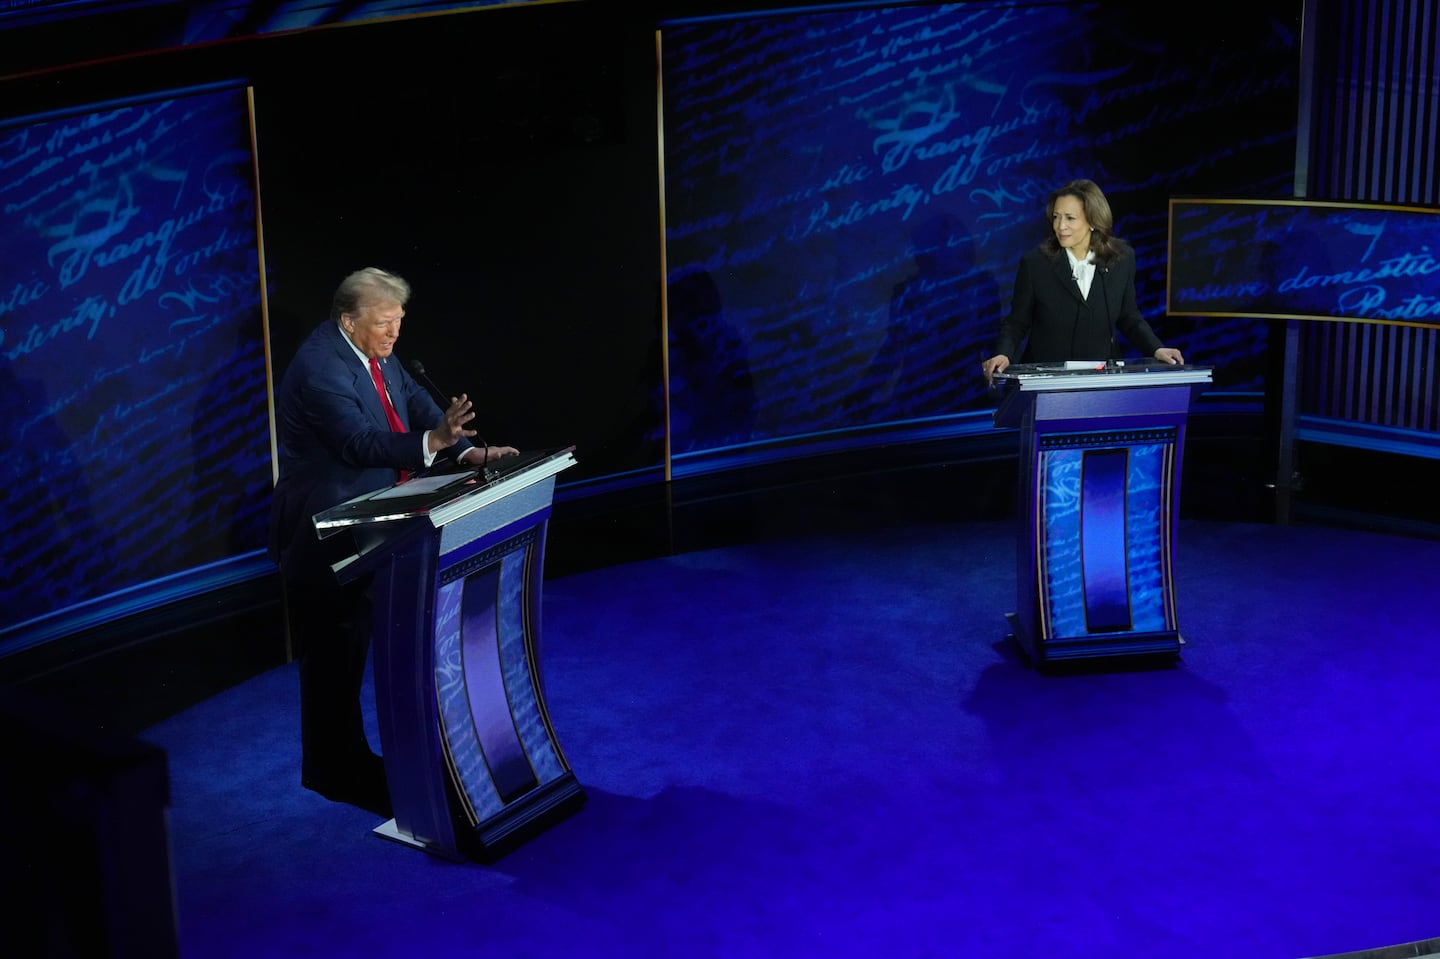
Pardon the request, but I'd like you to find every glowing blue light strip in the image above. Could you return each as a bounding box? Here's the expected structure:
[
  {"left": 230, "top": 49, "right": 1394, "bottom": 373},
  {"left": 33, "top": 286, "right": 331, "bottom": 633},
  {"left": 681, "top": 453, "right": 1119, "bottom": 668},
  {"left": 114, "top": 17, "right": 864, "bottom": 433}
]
[{"left": 0, "top": 551, "right": 275, "bottom": 656}]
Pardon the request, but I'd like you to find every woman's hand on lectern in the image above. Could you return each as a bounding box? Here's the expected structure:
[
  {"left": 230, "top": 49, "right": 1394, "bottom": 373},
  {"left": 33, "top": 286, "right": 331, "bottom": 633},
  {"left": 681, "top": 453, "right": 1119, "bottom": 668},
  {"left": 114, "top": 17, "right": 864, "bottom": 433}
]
[{"left": 982, "top": 355, "right": 1010, "bottom": 387}]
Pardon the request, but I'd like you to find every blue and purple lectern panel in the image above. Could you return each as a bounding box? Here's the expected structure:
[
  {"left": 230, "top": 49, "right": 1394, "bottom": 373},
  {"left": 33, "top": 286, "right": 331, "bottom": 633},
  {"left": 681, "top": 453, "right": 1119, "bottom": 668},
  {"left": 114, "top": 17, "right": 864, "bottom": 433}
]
[
  {"left": 344, "top": 454, "right": 581, "bottom": 860},
  {"left": 1038, "top": 438, "right": 1172, "bottom": 641},
  {"left": 434, "top": 549, "right": 570, "bottom": 824},
  {"left": 995, "top": 366, "right": 1210, "bottom": 662}
]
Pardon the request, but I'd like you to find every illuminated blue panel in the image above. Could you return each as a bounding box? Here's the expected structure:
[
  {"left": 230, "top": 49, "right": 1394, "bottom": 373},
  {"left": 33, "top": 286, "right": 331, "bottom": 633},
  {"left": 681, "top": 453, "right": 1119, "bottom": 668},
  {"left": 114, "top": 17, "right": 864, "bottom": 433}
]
[
  {"left": 435, "top": 544, "right": 565, "bottom": 827},
  {"left": 660, "top": 3, "right": 1298, "bottom": 468},
  {"left": 436, "top": 576, "right": 504, "bottom": 823},
  {"left": 1125, "top": 443, "right": 1170, "bottom": 634},
  {"left": 0, "top": 84, "right": 270, "bottom": 649},
  {"left": 1040, "top": 449, "right": 1086, "bottom": 639},
  {"left": 1040, "top": 437, "right": 1171, "bottom": 640},
  {"left": 497, "top": 549, "right": 565, "bottom": 785},
  {"left": 0, "top": 0, "right": 557, "bottom": 43},
  {"left": 1169, "top": 199, "right": 1440, "bottom": 327}
]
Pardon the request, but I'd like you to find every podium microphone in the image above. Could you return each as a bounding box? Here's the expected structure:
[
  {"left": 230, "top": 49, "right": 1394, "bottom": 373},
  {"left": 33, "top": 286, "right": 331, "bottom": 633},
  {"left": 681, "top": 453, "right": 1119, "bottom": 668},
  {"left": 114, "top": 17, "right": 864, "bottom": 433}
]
[
  {"left": 408, "top": 358, "right": 492, "bottom": 476},
  {"left": 408, "top": 358, "right": 450, "bottom": 404},
  {"left": 1101, "top": 270, "right": 1119, "bottom": 373}
]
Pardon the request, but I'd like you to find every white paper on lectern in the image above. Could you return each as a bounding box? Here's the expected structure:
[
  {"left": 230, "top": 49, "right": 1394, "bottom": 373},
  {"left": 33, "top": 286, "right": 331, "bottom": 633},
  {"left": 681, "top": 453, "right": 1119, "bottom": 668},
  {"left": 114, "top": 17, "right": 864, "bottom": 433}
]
[{"left": 368, "top": 473, "right": 474, "bottom": 500}]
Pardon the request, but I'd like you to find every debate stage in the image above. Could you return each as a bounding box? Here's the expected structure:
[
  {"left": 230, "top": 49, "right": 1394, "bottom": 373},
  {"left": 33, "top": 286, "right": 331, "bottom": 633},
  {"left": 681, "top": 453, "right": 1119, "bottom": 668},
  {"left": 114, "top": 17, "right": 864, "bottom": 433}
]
[
  {"left": 140, "top": 508, "right": 1440, "bottom": 958},
  {"left": 6, "top": 439, "right": 1440, "bottom": 958}
]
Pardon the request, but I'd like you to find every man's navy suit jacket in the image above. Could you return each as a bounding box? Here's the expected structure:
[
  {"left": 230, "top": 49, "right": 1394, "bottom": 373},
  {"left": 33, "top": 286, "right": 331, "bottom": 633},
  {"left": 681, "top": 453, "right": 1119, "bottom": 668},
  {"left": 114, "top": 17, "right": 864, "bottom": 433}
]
[{"left": 269, "top": 319, "right": 472, "bottom": 582}]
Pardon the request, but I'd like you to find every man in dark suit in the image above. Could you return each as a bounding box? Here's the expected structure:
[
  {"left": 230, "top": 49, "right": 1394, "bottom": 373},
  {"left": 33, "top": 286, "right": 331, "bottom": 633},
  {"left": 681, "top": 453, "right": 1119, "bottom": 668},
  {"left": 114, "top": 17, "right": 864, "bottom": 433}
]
[
  {"left": 982, "top": 180, "right": 1183, "bottom": 384},
  {"left": 270, "top": 267, "right": 516, "bottom": 814}
]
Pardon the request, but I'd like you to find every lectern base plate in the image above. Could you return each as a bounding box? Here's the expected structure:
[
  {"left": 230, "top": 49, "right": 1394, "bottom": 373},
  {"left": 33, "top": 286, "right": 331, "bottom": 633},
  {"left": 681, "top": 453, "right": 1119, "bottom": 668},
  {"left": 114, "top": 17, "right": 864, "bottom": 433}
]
[
  {"left": 1005, "top": 612, "right": 1182, "bottom": 665},
  {"left": 371, "top": 817, "right": 466, "bottom": 863},
  {"left": 372, "top": 819, "right": 467, "bottom": 862},
  {"left": 373, "top": 774, "right": 587, "bottom": 862}
]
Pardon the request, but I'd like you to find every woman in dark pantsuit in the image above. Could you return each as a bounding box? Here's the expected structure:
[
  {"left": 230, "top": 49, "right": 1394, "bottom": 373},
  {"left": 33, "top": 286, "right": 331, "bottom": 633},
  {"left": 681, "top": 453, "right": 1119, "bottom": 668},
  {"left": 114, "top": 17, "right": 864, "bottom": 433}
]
[{"left": 982, "top": 179, "right": 1184, "bottom": 384}]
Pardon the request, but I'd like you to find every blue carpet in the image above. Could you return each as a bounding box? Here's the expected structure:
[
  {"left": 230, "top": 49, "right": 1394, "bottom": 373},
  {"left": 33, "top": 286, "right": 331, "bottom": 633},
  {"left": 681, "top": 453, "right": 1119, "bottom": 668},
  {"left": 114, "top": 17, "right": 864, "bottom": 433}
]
[{"left": 146, "top": 519, "right": 1440, "bottom": 958}]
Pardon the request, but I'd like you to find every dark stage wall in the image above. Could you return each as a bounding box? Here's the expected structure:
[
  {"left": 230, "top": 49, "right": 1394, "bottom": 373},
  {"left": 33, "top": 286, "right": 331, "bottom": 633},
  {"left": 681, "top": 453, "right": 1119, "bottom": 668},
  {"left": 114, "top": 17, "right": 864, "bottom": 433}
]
[{"left": 250, "top": 4, "right": 665, "bottom": 484}]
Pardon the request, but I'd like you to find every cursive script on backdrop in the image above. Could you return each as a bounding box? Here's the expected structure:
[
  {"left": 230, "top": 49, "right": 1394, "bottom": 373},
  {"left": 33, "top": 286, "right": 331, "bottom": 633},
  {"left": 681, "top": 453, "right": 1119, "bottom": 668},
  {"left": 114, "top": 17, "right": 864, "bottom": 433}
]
[
  {"left": 660, "top": 2, "right": 1299, "bottom": 458},
  {"left": 0, "top": 85, "right": 270, "bottom": 642},
  {"left": 1168, "top": 199, "right": 1440, "bottom": 328}
]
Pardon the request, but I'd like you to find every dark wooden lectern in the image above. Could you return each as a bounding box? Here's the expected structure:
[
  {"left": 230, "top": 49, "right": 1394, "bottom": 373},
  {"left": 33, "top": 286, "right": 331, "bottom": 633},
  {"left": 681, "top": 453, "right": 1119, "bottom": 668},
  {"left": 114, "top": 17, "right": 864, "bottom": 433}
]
[
  {"left": 314, "top": 447, "right": 582, "bottom": 860},
  {"left": 993, "top": 363, "right": 1212, "bottom": 664}
]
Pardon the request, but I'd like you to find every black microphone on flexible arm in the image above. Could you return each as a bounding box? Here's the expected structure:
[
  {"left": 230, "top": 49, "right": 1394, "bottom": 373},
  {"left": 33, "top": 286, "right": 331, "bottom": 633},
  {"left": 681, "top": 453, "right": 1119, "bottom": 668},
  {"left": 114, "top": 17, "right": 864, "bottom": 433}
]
[
  {"left": 407, "top": 358, "right": 493, "bottom": 479},
  {"left": 1100, "top": 262, "right": 1119, "bottom": 373}
]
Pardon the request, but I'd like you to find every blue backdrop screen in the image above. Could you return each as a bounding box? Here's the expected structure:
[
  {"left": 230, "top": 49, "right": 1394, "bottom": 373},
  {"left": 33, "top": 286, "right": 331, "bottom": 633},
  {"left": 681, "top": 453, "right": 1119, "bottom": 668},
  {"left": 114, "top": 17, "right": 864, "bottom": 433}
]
[
  {"left": 661, "top": 1, "right": 1300, "bottom": 468},
  {"left": 0, "top": 85, "right": 271, "bottom": 647},
  {"left": 1169, "top": 198, "right": 1440, "bottom": 327}
]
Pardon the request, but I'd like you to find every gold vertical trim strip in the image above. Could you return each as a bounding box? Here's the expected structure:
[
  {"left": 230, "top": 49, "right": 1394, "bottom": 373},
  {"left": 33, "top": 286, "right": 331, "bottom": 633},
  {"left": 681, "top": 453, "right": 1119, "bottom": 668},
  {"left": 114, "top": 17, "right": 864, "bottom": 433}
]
[
  {"left": 655, "top": 28, "right": 673, "bottom": 484},
  {"left": 1161, "top": 441, "right": 1178, "bottom": 630},
  {"left": 247, "top": 85, "right": 279, "bottom": 488}
]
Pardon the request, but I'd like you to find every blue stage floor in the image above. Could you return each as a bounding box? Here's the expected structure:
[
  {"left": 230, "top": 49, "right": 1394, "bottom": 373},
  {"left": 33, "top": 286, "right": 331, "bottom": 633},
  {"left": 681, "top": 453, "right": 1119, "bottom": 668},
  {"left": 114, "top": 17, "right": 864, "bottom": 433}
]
[{"left": 144, "top": 515, "right": 1440, "bottom": 959}]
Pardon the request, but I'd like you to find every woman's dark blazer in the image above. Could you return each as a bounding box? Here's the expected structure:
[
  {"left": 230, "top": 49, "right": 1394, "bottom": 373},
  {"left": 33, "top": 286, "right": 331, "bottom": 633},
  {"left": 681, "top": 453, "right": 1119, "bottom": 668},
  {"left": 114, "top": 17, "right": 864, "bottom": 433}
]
[{"left": 992, "top": 245, "right": 1165, "bottom": 364}]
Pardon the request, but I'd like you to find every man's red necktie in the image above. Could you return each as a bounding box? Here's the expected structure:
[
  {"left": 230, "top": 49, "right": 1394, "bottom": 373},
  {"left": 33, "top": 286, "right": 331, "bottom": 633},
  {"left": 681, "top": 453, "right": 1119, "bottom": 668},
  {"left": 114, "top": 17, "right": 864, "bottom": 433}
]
[{"left": 368, "top": 357, "right": 410, "bottom": 481}]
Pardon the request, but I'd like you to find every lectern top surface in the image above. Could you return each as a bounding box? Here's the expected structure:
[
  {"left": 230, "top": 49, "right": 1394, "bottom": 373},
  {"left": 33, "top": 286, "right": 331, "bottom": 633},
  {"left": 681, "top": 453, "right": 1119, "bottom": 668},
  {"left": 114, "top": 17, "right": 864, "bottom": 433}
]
[
  {"left": 312, "top": 446, "right": 575, "bottom": 534},
  {"left": 995, "top": 360, "right": 1213, "bottom": 390}
]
